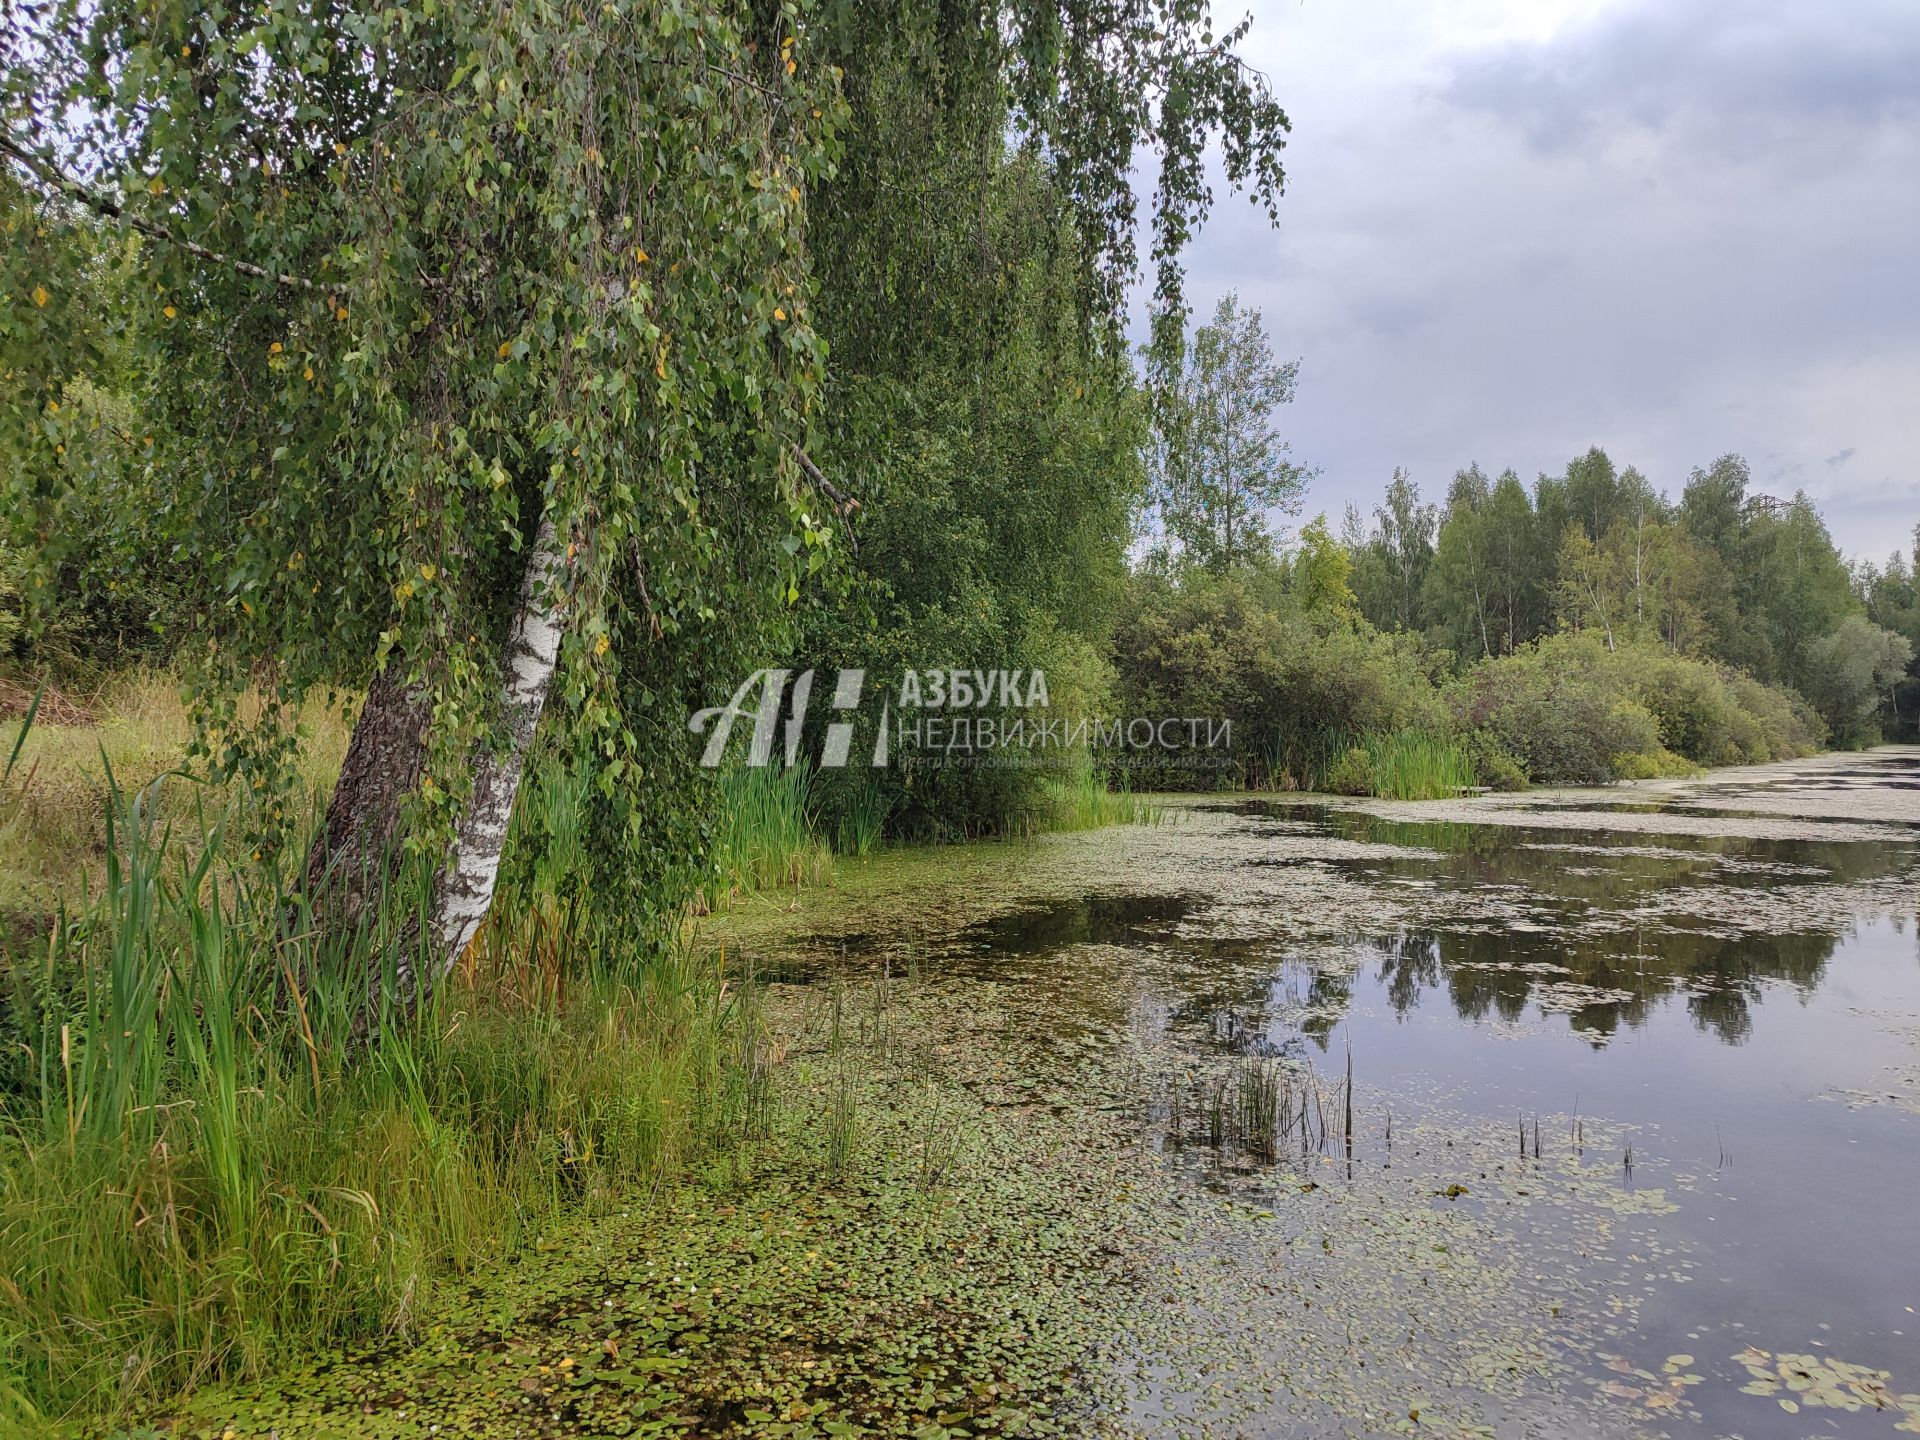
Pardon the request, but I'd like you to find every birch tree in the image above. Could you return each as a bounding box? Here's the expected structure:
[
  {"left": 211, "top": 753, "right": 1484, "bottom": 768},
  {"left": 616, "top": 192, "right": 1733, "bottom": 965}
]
[
  {"left": 1150, "top": 292, "right": 1306, "bottom": 572},
  {"left": 5, "top": 0, "right": 847, "bottom": 1009},
  {"left": 5, "top": 0, "right": 1297, "bottom": 1014}
]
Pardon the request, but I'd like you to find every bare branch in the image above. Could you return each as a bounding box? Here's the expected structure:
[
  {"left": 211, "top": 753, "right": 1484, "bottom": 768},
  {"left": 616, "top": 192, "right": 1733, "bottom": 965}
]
[
  {"left": 1, "top": 134, "right": 321, "bottom": 292},
  {"left": 792, "top": 445, "right": 860, "bottom": 555}
]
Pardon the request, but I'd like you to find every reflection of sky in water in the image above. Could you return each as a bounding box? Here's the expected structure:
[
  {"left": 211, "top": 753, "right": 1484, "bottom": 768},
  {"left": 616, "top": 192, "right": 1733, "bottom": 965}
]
[
  {"left": 1311, "top": 918, "right": 1920, "bottom": 1399},
  {"left": 946, "top": 784, "right": 1920, "bottom": 1436}
]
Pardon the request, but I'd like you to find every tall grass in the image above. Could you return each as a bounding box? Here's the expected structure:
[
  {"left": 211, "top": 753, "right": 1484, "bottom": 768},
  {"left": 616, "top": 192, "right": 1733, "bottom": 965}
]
[
  {"left": 1327, "top": 731, "right": 1477, "bottom": 800},
  {"left": 699, "top": 760, "right": 834, "bottom": 912},
  {"left": 826, "top": 769, "right": 892, "bottom": 858},
  {"left": 1262, "top": 726, "right": 1358, "bottom": 792},
  {"left": 0, "top": 670, "right": 350, "bottom": 922},
  {"left": 1035, "top": 764, "right": 1163, "bottom": 832},
  {"left": 0, "top": 758, "right": 751, "bottom": 1427}
]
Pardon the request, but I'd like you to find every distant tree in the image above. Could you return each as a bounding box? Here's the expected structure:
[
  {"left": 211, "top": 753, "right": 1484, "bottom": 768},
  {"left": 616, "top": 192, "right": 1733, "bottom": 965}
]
[
  {"left": 1485, "top": 469, "right": 1545, "bottom": 651},
  {"left": 1368, "top": 467, "right": 1435, "bottom": 631},
  {"left": 1602, "top": 468, "right": 1662, "bottom": 632},
  {"left": 1427, "top": 465, "right": 1496, "bottom": 658},
  {"left": 1293, "top": 514, "right": 1358, "bottom": 621},
  {"left": 1857, "top": 525, "right": 1920, "bottom": 736},
  {"left": 1563, "top": 447, "right": 1624, "bottom": 543},
  {"left": 1679, "top": 455, "right": 1750, "bottom": 563},
  {"left": 1741, "top": 494, "right": 1859, "bottom": 693},
  {"left": 1554, "top": 524, "right": 1618, "bottom": 651},
  {"left": 1804, "top": 616, "right": 1913, "bottom": 746},
  {"left": 1343, "top": 501, "right": 1393, "bottom": 626},
  {"left": 1149, "top": 292, "right": 1306, "bottom": 572}
]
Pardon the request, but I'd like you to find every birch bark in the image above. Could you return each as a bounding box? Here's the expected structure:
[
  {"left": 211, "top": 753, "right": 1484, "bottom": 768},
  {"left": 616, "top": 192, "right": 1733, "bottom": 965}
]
[
  {"left": 415, "top": 513, "right": 567, "bottom": 998},
  {"left": 297, "top": 513, "right": 568, "bottom": 1013}
]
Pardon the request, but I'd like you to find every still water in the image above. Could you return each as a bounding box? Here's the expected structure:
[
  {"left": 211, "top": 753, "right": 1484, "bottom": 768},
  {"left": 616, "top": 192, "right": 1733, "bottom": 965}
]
[{"left": 860, "top": 751, "right": 1920, "bottom": 1436}]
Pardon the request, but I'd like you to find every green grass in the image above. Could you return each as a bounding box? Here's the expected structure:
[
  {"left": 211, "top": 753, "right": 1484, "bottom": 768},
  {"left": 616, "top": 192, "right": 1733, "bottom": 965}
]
[
  {"left": 1326, "top": 731, "right": 1477, "bottom": 800},
  {"left": 0, "top": 760, "right": 753, "bottom": 1429},
  {"left": 700, "top": 760, "right": 835, "bottom": 912},
  {"left": 1035, "top": 764, "right": 1163, "bottom": 832},
  {"left": 1262, "top": 726, "right": 1358, "bottom": 792},
  {"left": 0, "top": 670, "right": 350, "bottom": 924}
]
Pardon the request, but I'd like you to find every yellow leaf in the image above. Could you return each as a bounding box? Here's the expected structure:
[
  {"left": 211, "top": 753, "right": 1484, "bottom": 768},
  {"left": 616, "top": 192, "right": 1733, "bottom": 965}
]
[
  {"left": 498, "top": 341, "right": 511, "bottom": 358},
  {"left": 655, "top": 357, "right": 667, "bottom": 379},
  {"left": 773, "top": 308, "right": 787, "bottom": 321},
  {"left": 785, "top": 59, "right": 796, "bottom": 75},
  {"left": 788, "top": 186, "right": 800, "bottom": 203},
  {"left": 335, "top": 306, "right": 348, "bottom": 321},
  {"left": 635, "top": 247, "right": 649, "bottom": 263},
  {"left": 148, "top": 177, "right": 165, "bottom": 195},
  {"left": 419, "top": 563, "right": 437, "bottom": 582},
  {"left": 269, "top": 341, "right": 283, "bottom": 354},
  {"left": 303, "top": 365, "right": 314, "bottom": 381},
  {"left": 594, "top": 633, "right": 610, "bottom": 657},
  {"left": 32, "top": 285, "right": 50, "bottom": 307},
  {"left": 162, "top": 304, "right": 177, "bottom": 319}
]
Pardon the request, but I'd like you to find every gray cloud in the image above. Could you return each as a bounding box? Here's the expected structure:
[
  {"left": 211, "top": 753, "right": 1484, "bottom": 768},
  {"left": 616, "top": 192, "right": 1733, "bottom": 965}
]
[
  {"left": 1156, "top": 0, "right": 1920, "bottom": 558},
  {"left": 1445, "top": 1, "right": 1920, "bottom": 157}
]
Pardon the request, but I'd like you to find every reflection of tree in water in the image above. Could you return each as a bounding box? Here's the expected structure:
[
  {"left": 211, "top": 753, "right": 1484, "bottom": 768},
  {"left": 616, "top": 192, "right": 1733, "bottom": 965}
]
[
  {"left": 1367, "top": 923, "right": 1841, "bottom": 1047},
  {"left": 1308, "top": 809, "right": 1912, "bottom": 1047},
  {"left": 1375, "top": 934, "right": 1440, "bottom": 1015}
]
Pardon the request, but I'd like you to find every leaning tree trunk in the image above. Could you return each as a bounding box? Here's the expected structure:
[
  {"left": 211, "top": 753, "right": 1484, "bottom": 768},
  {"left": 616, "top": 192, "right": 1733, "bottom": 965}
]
[
  {"left": 299, "top": 666, "right": 431, "bottom": 942},
  {"left": 413, "top": 514, "right": 567, "bottom": 1000},
  {"left": 298, "top": 514, "right": 567, "bottom": 1014}
]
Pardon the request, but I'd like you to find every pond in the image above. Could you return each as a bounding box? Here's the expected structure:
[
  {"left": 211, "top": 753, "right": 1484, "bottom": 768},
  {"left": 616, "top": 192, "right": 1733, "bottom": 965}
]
[
  {"left": 172, "top": 749, "right": 1920, "bottom": 1439},
  {"left": 756, "top": 748, "right": 1920, "bottom": 1436}
]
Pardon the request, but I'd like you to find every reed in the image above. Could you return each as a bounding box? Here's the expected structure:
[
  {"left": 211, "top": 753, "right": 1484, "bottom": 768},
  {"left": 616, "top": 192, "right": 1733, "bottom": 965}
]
[
  {"left": 0, "top": 746, "right": 749, "bottom": 1425},
  {"left": 1328, "top": 731, "right": 1477, "bottom": 800},
  {"left": 701, "top": 759, "right": 834, "bottom": 910},
  {"left": 1036, "top": 764, "right": 1163, "bottom": 832}
]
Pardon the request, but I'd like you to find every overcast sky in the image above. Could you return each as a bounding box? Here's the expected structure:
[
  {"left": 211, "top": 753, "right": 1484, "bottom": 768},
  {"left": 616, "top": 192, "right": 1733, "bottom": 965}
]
[{"left": 1153, "top": 0, "right": 1920, "bottom": 562}]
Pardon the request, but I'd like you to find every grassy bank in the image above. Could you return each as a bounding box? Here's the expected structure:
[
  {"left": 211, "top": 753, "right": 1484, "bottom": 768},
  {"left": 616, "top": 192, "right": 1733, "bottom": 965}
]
[
  {"left": 0, "top": 763, "right": 764, "bottom": 1428},
  {"left": 0, "top": 677, "right": 1165, "bottom": 1429},
  {"left": 0, "top": 672, "right": 351, "bottom": 928}
]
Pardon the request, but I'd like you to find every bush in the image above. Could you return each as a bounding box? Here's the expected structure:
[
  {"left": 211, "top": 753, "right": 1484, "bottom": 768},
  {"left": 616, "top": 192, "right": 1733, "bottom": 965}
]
[
  {"left": 1451, "top": 635, "right": 1819, "bottom": 784},
  {"left": 1111, "top": 572, "right": 1445, "bottom": 788},
  {"left": 1452, "top": 638, "right": 1665, "bottom": 784},
  {"left": 1462, "top": 728, "right": 1528, "bottom": 791},
  {"left": 1324, "top": 745, "right": 1371, "bottom": 796}
]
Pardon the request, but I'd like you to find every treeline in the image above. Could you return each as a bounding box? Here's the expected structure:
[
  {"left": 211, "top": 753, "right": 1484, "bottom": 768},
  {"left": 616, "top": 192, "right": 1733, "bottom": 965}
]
[
  {"left": 1111, "top": 294, "right": 1915, "bottom": 795},
  {"left": 1345, "top": 450, "right": 1915, "bottom": 746}
]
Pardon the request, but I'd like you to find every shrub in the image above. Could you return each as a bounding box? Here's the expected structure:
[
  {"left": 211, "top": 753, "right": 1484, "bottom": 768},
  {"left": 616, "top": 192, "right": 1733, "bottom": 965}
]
[
  {"left": 1451, "top": 637, "right": 1663, "bottom": 784},
  {"left": 1112, "top": 572, "right": 1444, "bottom": 788},
  {"left": 1462, "top": 728, "right": 1528, "bottom": 791},
  {"left": 1452, "top": 635, "right": 1819, "bottom": 784},
  {"left": 1324, "top": 746, "right": 1371, "bottom": 796}
]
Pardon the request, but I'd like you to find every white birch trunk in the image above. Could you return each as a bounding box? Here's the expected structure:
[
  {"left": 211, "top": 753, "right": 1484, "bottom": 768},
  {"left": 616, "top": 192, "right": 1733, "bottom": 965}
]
[{"left": 417, "top": 513, "right": 567, "bottom": 996}]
